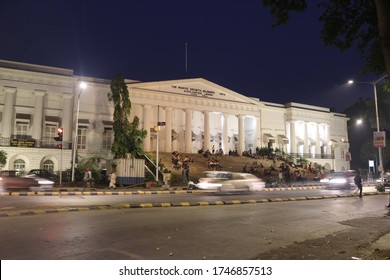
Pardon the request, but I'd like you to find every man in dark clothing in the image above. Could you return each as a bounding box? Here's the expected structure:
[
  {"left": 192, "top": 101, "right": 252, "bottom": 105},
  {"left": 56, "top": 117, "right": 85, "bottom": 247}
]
[
  {"left": 354, "top": 172, "right": 363, "bottom": 197},
  {"left": 182, "top": 165, "right": 189, "bottom": 185}
]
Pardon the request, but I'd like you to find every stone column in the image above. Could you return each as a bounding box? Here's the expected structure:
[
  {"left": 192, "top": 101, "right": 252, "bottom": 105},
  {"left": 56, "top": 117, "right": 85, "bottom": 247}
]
[
  {"left": 255, "top": 115, "right": 261, "bottom": 149},
  {"left": 143, "top": 105, "right": 152, "bottom": 151},
  {"left": 32, "top": 90, "right": 46, "bottom": 140},
  {"left": 203, "top": 111, "right": 211, "bottom": 151},
  {"left": 61, "top": 94, "right": 73, "bottom": 145},
  {"left": 304, "top": 122, "right": 309, "bottom": 154},
  {"left": 290, "top": 121, "right": 297, "bottom": 154},
  {"left": 238, "top": 114, "right": 245, "bottom": 154},
  {"left": 1, "top": 86, "right": 16, "bottom": 138},
  {"left": 325, "top": 124, "right": 330, "bottom": 155},
  {"left": 222, "top": 113, "right": 229, "bottom": 154},
  {"left": 164, "top": 107, "right": 173, "bottom": 152},
  {"left": 316, "top": 124, "right": 321, "bottom": 155},
  {"left": 185, "top": 109, "right": 192, "bottom": 153}
]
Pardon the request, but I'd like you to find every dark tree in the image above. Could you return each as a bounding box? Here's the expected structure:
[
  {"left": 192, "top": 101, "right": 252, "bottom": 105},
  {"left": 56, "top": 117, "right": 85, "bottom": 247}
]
[
  {"left": 0, "top": 150, "right": 7, "bottom": 167},
  {"left": 109, "top": 75, "right": 147, "bottom": 159},
  {"left": 262, "top": 0, "right": 390, "bottom": 79},
  {"left": 359, "top": 139, "right": 390, "bottom": 170}
]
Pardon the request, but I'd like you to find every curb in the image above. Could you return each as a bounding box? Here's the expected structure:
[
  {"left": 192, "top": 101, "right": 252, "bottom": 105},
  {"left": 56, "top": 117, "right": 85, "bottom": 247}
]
[
  {"left": 0, "top": 191, "right": 385, "bottom": 218},
  {"left": 0, "top": 189, "right": 204, "bottom": 196},
  {"left": 0, "top": 186, "right": 327, "bottom": 197}
]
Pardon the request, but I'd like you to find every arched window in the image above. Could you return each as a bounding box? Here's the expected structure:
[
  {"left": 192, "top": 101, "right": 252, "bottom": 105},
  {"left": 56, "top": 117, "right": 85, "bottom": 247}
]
[
  {"left": 14, "top": 159, "right": 26, "bottom": 171},
  {"left": 43, "top": 160, "right": 54, "bottom": 171}
]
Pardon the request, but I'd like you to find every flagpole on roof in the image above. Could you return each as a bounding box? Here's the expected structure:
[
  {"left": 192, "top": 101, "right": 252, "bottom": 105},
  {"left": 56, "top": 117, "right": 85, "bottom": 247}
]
[{"left": 185, "top": 42, "right": 188, "bottom": 73}]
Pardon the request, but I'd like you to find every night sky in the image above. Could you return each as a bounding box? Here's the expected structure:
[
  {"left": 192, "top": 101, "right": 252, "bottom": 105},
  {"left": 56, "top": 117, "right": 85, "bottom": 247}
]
[{"left": 0, "top": 0, "right": 379, "bottom": 112}]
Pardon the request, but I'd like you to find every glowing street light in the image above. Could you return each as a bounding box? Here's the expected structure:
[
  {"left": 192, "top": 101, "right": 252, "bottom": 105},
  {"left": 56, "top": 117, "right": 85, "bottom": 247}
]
[
  {"left": 347, "top": 118, "right": 363, "bottom": 129},
  {"left": 348, "top": 75, "right": 387, "bottom": 183},
  {"left": 71, "top": 81, "right": 87, "bottom": 183}
]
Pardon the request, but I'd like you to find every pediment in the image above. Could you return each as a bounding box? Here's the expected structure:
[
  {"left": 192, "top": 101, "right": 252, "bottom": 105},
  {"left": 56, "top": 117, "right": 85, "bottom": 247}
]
[{"left": 128, "top": 78, "right": 260, "bottom": 105}]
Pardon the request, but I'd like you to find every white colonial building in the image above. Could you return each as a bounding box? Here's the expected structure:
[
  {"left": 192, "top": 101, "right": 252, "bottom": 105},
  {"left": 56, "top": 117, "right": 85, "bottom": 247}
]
[{"left": 0, "top": 59, "right": 351, "bottom": 174}]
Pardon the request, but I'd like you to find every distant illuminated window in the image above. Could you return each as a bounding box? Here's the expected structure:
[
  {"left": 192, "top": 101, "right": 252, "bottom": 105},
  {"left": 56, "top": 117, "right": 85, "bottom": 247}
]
[
  {"left": 16, "top": 122, "right": 29, "bottom": 138},
  {"left": 45, "top": 125, "right": 57, "bottom": 146},
  {"left": 102, "top": 128, "right": 113, "bottom": 150},
  {"left": 77, "top": 127, "right": 87, "bottom": 150},
  {"left": 15, "top": 114, "right": 30, "bottom": 138},
  {"left": 14, "top": 159, "right": 25, "bottom": 171},
  {"left": 43, "top": 160, "right": 54, "bottom": 171}
]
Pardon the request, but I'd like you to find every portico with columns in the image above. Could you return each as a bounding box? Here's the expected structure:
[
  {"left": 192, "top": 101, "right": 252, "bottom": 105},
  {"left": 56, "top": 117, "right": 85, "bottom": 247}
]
[{"left": 128, "top": 78, "right": 262, "bottom": 155}]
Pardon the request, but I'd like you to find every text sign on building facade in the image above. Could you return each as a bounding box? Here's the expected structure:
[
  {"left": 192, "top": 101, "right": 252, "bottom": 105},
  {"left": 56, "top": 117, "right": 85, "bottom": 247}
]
[
  {"left": 373, "top": 131, "right": 386, "bottom": 148},
  {"left": 10, "top": 139, "right": 36, "bottom": 148},
  {"left": 170, "top": 85, "right": 227, "bottom": 98}
]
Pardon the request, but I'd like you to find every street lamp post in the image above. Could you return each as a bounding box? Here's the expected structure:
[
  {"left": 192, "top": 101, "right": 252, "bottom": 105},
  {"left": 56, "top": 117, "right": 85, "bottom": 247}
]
[
  {"left": 341, "top": 119, "right": 361, "bottom": 170},
  {"left": 345, "top": 119, "right": 363, "bottom": 171},
  {"left": 347, "top": 118, "right": 363, "bottom": 130},
  {"left": 348, "top": 75, "right": 387, "bottom": 183},
  {"left": 71, "top": 82, "right": 87, "bottom": 183},
  {"left": 156, "top": 105, "right": 160, "bottom": 186}
]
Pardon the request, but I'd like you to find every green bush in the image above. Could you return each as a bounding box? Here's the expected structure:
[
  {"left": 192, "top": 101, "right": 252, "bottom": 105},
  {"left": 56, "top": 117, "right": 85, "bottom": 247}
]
[
  {"left": 74, "top": 156, "right": 102, "bottom": 182},
  {"left": 375, "top": 184, "right": 385, "bottom": 192}
]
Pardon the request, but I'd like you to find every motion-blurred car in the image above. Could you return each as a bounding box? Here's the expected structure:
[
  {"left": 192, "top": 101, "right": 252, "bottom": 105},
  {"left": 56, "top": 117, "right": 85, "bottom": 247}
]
[
  {"left": 0, "top": 170, "right": 54, "bottom": 192},
  {"left": 27, "top": 169, "right": 57, "bottom": 181},
  {"left": 320, "top": 170, "right": 358, "bottom": 189},
  {"left": 196, "top": 171, "right": 265, "bottom": 193}
]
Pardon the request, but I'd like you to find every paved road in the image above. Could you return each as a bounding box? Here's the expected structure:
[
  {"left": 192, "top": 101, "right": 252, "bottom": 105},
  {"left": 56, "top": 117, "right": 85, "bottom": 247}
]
[{"left": 0, "top": 194, "right": 389, "bottom": 260}]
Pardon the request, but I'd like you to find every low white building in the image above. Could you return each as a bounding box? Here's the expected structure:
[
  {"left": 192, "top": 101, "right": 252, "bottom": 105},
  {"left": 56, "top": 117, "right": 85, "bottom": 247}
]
[{"left": 0, "top": 59, "right": 351, "bottom": 174}]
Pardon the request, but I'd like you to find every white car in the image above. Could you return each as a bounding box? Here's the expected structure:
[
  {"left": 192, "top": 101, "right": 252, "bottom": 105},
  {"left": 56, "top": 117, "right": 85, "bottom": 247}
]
[
  {"left": 196, "top": 171, "right": 265, "bottom": 193},
  {"left": 23, "top": 174, "right": 55, "bottom": 191},
  {"left": 320, "top": 170, "right": 358, "bottom": 189}
]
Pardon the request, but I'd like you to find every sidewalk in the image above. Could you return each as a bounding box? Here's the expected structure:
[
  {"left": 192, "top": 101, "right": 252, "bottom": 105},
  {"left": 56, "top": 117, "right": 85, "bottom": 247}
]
[{"left": 256, "top": 195, "right": 390, "bottom": 260}]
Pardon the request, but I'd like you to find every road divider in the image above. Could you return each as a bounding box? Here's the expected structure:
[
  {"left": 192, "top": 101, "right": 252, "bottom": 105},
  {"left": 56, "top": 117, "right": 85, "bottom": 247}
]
[
  {"left": 0, "top": 191, "right": 385, "bottom": 218},
  {"left": 0, "top": 186, "right": 329, "bottom": 197}
]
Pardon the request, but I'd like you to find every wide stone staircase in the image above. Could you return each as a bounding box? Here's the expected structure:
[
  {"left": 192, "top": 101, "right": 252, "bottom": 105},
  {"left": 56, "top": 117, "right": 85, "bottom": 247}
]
[{"left": 155, "top": 152, "right": 317, "bottom": 187}]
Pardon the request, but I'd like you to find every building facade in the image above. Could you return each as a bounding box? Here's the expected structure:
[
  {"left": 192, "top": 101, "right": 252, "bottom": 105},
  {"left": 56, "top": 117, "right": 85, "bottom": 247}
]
[{"left": 0, "top": 60, "right": 351, "bottom": 174}]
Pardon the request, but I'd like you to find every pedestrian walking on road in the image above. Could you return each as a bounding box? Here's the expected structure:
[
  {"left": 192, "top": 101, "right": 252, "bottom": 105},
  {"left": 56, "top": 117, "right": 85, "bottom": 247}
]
[
  {"left": 84, "top": 167, "right": 93, "bottom": 188},
  {"left": 354, "top": 171, "right": 363, "bottom": 197},
  {"left": 108, "top": 171, "right": 117, "bottom": 189},
  {"left": 182, "top": 165, "right": 189, "bottom": 185},
  {"left": 164, "top": 170, "right": 172, "bottom": 186}
]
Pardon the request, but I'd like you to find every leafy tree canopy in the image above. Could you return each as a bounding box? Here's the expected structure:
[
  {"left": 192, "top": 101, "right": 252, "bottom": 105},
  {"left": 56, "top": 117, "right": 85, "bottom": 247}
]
[
  {"left": 262, "top": 0, "right": 390, "bottom": 77},
  {"left": 108, "top": 75, "right": 147, "bottom": 159},
  {"left": 343, "top": 94, "right": 389, "bottom": 169},
  {"left": 0, "top": 150, "right": 7, "bottom": 167},
  {"left": 359, "top": 139, "right": 390, "bottom": 170},
  {"left": 74, "top": 156, "right": 102, "bottom": 182}
]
